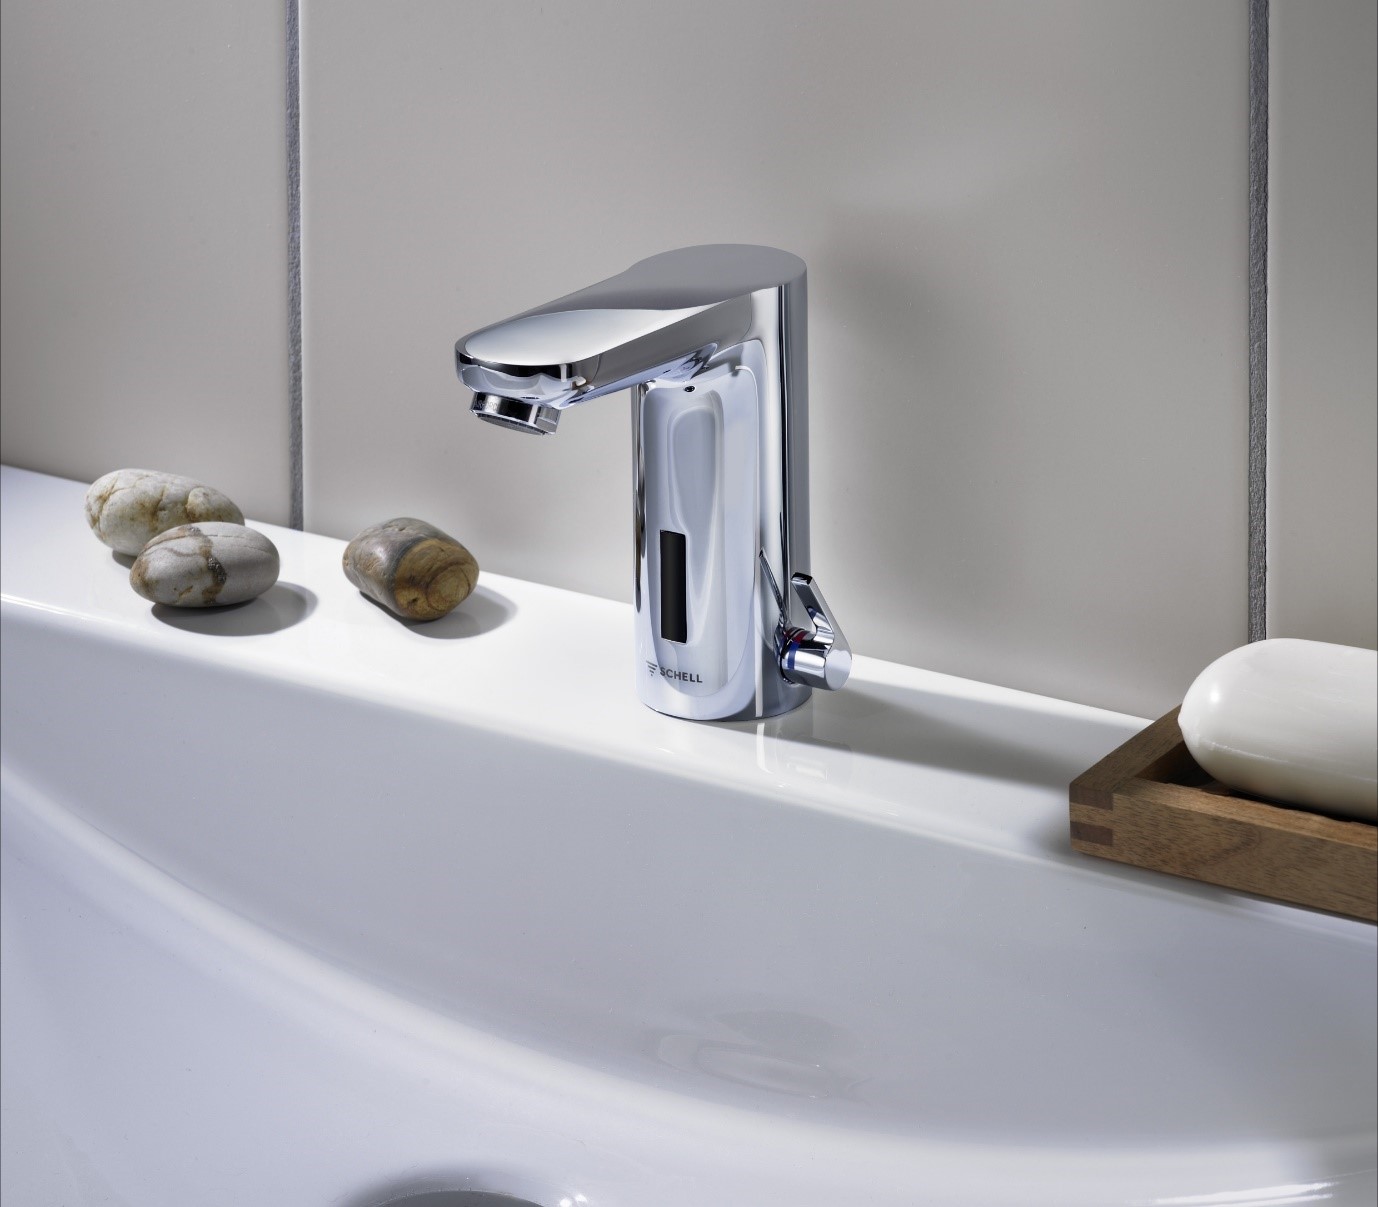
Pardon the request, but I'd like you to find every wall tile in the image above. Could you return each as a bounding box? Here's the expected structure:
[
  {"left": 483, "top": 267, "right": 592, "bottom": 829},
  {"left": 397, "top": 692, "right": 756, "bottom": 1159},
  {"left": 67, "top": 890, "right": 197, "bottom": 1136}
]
[
  {"left": 1268, "top": 0, "right": 1377, "bottom": 648},
  {"left": 0, "top": 0, "right": 292, "bottom": 525},
  {"left": 301, "top": 0, "right": 1249, "bottom": 717}
]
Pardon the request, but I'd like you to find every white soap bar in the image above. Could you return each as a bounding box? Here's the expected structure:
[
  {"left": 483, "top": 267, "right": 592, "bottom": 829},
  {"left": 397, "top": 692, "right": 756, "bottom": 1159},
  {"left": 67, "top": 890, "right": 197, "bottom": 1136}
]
[{"left": 1179, "top": 638, "right": 1377, "bottom": 823}]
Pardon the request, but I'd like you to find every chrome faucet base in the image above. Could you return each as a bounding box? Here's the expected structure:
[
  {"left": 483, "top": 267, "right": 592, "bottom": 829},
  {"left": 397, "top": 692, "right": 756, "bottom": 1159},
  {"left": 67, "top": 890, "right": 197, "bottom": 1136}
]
[
  {"left": 633, "top": 329, "right": 811, "bottom": 721},
  {"left": 456, "top": 245, "right": 848, "bottom": 722}
]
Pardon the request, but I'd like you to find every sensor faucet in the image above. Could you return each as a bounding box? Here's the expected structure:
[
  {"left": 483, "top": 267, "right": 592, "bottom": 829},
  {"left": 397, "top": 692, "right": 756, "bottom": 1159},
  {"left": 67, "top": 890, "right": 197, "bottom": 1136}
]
[{"left": 455, "top": 244, "right": 848, "bottom": 721}]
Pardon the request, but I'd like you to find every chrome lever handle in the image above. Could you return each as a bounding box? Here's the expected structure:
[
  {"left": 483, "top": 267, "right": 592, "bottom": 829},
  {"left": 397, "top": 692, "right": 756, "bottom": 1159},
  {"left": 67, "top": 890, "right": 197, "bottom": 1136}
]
[{"left": 779, "top": 574, "right": 851, "bottom": 691}]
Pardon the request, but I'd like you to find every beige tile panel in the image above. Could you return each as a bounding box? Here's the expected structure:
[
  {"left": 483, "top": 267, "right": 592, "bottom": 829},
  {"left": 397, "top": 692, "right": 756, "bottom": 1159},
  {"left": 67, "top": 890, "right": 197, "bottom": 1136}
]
[
  {"left": 0, "top": 0, "right": 291, "bottom": 525},
  {"left": 1268, "top": 0, "right": 1377, "bottom": 648},
  {"left": 302, "top": 0, "right": 1249, "bottom": 716}
]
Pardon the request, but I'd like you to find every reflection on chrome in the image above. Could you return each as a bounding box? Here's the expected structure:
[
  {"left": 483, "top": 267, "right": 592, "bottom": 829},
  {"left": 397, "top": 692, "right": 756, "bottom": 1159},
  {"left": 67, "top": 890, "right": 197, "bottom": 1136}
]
[{"left": 456, "top": 245, "right": 850, "bottom": 721}]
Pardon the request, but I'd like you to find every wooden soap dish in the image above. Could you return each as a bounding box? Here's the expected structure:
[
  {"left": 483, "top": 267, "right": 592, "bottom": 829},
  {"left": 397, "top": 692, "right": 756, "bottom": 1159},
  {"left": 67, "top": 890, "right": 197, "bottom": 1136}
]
[{"left": 1070, "top": 708, "right": 1377, "bottom": 922}]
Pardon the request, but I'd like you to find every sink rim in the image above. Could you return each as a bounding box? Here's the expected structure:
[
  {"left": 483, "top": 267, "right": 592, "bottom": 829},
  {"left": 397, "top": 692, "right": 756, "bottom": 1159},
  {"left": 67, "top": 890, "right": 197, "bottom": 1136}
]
[{"left": 1, "top": 464, "right": 1371, "bottom": 941}]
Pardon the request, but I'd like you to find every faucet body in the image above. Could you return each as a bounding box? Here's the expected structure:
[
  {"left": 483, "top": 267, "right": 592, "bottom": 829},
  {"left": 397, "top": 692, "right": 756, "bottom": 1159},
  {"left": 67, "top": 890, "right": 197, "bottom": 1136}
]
[{"left": 456, "top": 244, "right": 847, "bottom": 721}]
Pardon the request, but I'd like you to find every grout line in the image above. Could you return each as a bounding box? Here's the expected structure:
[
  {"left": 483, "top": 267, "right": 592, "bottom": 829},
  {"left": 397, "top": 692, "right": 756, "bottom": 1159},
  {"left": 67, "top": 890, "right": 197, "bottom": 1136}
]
[
  {"left": 286, "top": 0, "right": 304, "bottom": 531},
  {"left": 1247, "top": 0, "right": 1269, "bottom": 641}
]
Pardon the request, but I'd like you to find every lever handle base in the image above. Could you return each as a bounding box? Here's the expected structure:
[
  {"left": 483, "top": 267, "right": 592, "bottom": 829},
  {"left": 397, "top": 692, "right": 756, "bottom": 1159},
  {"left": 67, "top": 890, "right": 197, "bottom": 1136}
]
[{"left": 779, "top": 574, "right": 851, "bottom": 691}]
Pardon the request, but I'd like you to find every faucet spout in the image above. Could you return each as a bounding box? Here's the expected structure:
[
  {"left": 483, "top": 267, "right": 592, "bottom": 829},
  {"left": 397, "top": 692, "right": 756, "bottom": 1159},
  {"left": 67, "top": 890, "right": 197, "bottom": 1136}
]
[
  {"left": 456, "top": 244, "right": 795, "bottom": 412},
  {"left": 455, "top": 244, "right": 848, "bottom": 721}
]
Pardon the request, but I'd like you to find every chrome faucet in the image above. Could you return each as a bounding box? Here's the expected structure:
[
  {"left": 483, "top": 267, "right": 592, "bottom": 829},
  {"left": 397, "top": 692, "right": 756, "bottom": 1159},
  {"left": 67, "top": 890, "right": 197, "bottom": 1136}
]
[{"left": 455, "top": 244, "right": 849, "bottom": 721}]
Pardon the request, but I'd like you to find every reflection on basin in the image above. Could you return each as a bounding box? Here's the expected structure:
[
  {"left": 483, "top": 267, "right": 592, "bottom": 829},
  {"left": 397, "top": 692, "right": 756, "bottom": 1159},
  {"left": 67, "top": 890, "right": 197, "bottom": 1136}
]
[{"left": 2, "top": 466, "right": 1375, "bottom": 1207}]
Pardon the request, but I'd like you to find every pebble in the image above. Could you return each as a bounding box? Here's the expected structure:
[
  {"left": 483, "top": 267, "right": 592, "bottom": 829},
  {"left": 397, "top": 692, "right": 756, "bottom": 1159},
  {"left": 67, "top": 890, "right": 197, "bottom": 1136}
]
[
  {"left": 343, "top": 517, "right": 478, "bottom": 621},
  {"left": 130, "top": 522, "right": 280, "bottom": 607},
  {"left": 86, "top": 468, "right": 244, "bottom": 555}
]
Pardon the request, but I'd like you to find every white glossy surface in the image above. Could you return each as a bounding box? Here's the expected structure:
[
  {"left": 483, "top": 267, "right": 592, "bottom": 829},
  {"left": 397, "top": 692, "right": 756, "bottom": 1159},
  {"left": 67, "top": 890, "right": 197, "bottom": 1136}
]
[
  {"left": 3, "top": 467, "right": 1375, "bottom": 1207},
  {"left": 1180, "top": 639, "right": 1378, "bottom": 822}
]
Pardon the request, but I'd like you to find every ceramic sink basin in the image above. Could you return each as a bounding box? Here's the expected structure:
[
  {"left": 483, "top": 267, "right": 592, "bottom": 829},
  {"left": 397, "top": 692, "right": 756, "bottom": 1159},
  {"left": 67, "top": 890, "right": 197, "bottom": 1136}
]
[{"left": 2, "top": 465, "right": 1374, "bottom": 1207}]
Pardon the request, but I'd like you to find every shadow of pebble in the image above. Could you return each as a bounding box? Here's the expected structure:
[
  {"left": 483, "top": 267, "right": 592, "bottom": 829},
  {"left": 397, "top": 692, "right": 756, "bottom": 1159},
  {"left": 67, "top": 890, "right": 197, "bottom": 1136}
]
[
  {"left": 151, "top": 583, "right": 317, "bottom": 636},
  {"left": 110, "top": 551, "right": 136, "bottom": 568},
  {"left": 356, "top": 584, "right": 516, "bottom": 639}
]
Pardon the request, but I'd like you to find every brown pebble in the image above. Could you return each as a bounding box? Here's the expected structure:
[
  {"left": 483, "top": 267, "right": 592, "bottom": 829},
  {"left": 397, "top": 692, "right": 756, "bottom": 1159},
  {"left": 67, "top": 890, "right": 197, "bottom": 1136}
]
[{"left": 343, "top": 517, "right": 478, "bottom": 621}]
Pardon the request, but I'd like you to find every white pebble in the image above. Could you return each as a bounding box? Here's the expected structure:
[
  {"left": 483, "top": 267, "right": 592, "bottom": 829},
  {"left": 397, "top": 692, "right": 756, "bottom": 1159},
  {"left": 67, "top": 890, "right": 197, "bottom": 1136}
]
[
  {"left": 130, "top": 522, "right": 279, "bottom": 608},
  {"left": 86, "top": 468, "right": 243, "bottom": 555}
]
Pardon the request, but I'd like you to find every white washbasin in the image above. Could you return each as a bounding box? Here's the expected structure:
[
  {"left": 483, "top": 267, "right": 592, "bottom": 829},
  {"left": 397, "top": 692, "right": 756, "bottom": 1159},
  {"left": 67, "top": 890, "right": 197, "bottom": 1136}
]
[{"left": 2, "top": 465, "right": 1374, "bottom": 1206}]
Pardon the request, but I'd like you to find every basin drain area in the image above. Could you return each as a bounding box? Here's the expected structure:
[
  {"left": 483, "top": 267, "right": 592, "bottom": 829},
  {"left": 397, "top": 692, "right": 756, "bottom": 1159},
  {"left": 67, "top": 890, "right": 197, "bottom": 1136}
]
[{"left": 370, "top": 1194, "right": 543, "bottom": 1207}]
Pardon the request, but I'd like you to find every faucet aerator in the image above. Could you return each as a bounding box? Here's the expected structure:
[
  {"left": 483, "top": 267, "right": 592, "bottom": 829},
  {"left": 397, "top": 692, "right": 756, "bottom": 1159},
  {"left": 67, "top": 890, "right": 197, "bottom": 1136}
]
[{"left": 471, "top": 393, "right": 560, "bottom": 435}]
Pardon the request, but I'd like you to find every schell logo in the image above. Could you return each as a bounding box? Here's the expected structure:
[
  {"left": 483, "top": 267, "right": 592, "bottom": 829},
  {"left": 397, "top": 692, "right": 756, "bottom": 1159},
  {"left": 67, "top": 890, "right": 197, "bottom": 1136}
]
[{"left": 647, "top": 661, "right": 704, "bottom": 684}]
